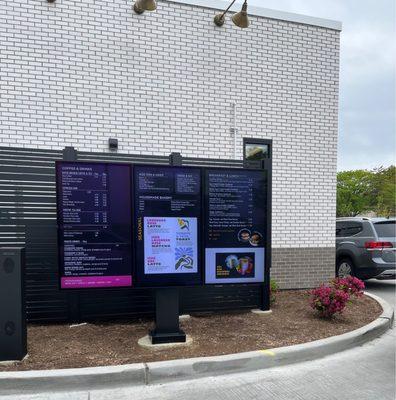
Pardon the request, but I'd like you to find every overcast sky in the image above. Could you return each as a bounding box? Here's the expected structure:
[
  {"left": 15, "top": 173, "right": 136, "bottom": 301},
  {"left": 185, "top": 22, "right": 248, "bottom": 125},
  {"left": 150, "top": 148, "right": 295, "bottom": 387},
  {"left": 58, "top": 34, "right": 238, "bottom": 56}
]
[{"left": 248, "top": 0, "right": 396, "bottom": 171}]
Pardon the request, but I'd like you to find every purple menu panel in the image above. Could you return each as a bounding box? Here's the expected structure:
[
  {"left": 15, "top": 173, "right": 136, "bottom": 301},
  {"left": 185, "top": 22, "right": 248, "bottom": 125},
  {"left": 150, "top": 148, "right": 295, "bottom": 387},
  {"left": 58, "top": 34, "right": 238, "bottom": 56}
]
[
  {"left": 61, "top": 276, "right": 132, "bottom": 289},
  {"left": 56, "top": 162, "right": 133, "bottom": 289}
]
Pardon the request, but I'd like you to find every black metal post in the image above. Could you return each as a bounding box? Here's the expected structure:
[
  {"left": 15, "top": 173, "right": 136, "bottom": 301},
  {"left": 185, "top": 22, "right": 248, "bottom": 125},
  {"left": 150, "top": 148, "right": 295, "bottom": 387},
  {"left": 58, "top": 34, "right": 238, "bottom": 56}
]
[
  {"left": 150, "top": 288, "right": 186, "bottom": 344},
  {"left": 62, "top": 146, "right": 78, "bottom": 161},
  {"left": 62, "top": 146, "right": 81, "bottom": 323},
  {"left": 0, "top": 247, "right": 27, "bottom": 361},
  {"left": 169, "top": 152, "right": 182, "bottom": 166},
  {"left": 243, "top": 155, "right": 272, "bottom": 311},
  {"left": 149, "top": 152, "right": 186, "bottom": 344},
  {"left": 261, "top": 157, "right": 272, "bottom": 311}
]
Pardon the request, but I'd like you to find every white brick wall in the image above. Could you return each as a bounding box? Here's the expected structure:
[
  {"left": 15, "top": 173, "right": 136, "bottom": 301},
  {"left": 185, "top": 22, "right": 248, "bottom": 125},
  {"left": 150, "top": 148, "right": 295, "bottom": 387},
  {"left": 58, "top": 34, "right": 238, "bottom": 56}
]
[{"left": 0, "top": 0, "right": 340, "bottom": 249}]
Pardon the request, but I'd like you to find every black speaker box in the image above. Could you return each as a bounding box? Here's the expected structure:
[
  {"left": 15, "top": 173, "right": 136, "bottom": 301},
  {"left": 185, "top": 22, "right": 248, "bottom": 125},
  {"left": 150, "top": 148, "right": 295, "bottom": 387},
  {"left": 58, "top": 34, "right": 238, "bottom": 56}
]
[{"left": 0, "top": 247, "right": 27, "bottom": 361}]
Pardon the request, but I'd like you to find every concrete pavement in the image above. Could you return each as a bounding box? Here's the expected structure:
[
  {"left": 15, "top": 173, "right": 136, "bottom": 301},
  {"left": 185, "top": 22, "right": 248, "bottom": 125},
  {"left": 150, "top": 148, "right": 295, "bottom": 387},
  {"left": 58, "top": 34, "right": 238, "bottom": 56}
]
[
  {"left": 83, "top": 277, "right": 393, "bottom": 400},
  {"left": 86, "top": 328, "right": 396, "bottom": 400},
  {"left": 365, "top": 279, "right": 396, "bottom": 309},
  {"left": 1, "top": 280, "right": 395, "bottom": 400},
  {"left": 5, "top": 328, "right": 395, "bottom": 400}
]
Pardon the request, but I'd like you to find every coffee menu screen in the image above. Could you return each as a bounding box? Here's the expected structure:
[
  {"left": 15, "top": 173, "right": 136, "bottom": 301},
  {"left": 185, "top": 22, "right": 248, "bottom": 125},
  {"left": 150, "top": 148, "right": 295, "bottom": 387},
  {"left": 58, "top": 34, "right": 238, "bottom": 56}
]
[
  {"left": 56, "top": 162, "right": 133, "bottom": 289},
  {"left": 204, "top": 169, "right": 267, "bottom": 284},
  {"left": 134, "top": 165, "right": 202, "bottom": 286}
]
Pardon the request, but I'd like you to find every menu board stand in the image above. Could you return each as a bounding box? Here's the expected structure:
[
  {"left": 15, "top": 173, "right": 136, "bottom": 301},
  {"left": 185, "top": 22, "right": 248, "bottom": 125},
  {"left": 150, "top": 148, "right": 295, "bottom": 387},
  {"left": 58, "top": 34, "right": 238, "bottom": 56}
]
[
  {"left": 150, "top": 287, "right": 186, "bottom": 344},
  {"left": 149, "top": 153, "right": 186, "bottom": 345}
]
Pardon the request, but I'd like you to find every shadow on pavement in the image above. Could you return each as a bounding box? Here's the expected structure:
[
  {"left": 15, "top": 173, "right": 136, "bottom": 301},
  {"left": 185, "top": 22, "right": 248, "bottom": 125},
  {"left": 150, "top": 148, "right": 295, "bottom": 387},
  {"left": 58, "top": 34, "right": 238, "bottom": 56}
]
[
  {"left": 365, "top": 279, "right": 396, "bottom": 309},
  {"left": 365, "top": 279, "right": 396, "bottom": 291}
]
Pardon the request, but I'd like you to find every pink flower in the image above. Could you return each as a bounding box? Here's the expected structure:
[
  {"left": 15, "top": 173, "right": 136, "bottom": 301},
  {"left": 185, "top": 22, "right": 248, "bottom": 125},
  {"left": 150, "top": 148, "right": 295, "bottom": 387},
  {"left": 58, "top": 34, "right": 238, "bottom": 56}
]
[
  {"left": 331, "top": 277, "right": 365, "bottom": 298},
  {"left": 310, "top": 284, "right": 350, "bottom": 318}
]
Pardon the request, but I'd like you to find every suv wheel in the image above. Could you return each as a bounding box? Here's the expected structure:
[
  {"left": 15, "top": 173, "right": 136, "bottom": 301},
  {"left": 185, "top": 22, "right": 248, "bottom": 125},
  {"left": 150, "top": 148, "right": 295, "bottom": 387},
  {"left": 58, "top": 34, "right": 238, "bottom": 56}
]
[{"left": 336, "top": 258, "right": 355, "bottom": 278}]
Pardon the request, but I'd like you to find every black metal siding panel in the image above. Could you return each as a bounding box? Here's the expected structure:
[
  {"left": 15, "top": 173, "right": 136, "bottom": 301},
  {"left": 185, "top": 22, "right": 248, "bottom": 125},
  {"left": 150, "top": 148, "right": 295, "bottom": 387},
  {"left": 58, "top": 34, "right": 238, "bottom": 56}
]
[
  {"left": 0, "top": 146, "right": 261, "bottom": 323},
  {"left": 78, "top": 289, "right": 155, "bottom": 320},
  {"left": 180, "top": 285, "right": 261, "bottom": 313},
  {"left": 25, "top": 224, "right": 69, "bottom": 322}
]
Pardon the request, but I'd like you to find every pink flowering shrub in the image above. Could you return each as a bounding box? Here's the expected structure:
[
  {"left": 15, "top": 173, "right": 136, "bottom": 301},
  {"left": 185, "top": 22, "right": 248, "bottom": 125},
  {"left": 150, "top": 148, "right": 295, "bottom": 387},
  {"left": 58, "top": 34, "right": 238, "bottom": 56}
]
[
  {"left": 310, "top": 285, "right": 350, "bottom": 318},
  {"left": 331, "top": 276, "right": 365, "bottom": 298}
]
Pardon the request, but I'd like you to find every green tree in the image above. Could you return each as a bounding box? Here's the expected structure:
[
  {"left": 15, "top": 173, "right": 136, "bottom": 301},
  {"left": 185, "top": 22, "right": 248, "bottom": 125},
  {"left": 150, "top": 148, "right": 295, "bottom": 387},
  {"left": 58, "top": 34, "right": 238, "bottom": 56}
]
[
  {"left": 337, "top": 166, "right": 396, "bottom": 218},
  {"left": 336, "top": 170, "right": 374, "bottom": 217},
  {"left": 371, "top": 166, "right": 396, "bottom": 217}
]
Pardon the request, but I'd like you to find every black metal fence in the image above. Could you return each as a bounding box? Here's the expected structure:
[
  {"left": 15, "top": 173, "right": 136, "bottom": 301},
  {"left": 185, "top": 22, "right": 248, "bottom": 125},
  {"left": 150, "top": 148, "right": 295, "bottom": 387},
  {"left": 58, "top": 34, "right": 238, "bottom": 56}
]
[{"left": 0, "top": 146, "right": 263, "bottom": 323}]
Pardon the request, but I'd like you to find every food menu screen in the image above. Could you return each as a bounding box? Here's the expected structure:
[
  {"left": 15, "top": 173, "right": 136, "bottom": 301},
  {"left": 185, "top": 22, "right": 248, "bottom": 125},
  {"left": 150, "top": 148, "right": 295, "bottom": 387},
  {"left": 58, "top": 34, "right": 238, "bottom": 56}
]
[
  {"left": 56, "top": 162, "right": 133, "bottom": 289},
  {"left": 134, "top": 165, "right": 202, "bottom": 286},
  {"left": 204, "top": 169, "right": 267, "bottom": 284}
]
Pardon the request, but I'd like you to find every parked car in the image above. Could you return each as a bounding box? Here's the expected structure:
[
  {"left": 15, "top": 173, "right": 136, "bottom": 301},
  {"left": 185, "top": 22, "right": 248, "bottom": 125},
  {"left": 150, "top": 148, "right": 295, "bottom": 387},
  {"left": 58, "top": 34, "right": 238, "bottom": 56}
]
[{"left": 336, "top": 217, "right": 396, "bottom": 280}]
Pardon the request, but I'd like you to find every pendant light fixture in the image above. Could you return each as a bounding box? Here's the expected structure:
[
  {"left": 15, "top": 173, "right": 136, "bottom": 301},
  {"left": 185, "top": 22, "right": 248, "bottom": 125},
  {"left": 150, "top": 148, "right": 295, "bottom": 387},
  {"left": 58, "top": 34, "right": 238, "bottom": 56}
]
[
  {"left": 133, "top": 0, "right": 157, "bottom": 14},
  {"left": 214, "top": 0, "right": 250, "bottom": 28}
]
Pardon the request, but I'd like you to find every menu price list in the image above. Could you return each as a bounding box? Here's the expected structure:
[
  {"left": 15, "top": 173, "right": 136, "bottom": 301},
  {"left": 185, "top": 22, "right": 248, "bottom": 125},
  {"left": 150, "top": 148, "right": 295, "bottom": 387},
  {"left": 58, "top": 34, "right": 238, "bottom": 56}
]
[
  {"left": 175, "top": 172, "right": 200, "bottom": 194},
  {"left": 207, "top": 171, "right": 256, "bottom": 243},
  {"left": 60, "top": 164, "right": 109, "bottom": 225},
  {"left": 135, "top": 167, "right": 201, "bottom": 216},
  {"left": 63, "top": 238, "right": 125, "bottom": 276},
  {"left": 56, "top": 162, "right": 133, "bottom": 289},
  {"left": 61, "top": 228, "right": 129, "bottom": 276},
  {"left": 137, "top": 171, "right": 173, "bottom": 193}
]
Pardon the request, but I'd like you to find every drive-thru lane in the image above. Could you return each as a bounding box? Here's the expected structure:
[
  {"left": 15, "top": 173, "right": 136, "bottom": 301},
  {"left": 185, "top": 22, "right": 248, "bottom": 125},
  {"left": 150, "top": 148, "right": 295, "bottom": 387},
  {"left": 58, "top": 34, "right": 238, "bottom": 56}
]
[{"left": 365, "top": 279, "right": 395, "bottom": 311}]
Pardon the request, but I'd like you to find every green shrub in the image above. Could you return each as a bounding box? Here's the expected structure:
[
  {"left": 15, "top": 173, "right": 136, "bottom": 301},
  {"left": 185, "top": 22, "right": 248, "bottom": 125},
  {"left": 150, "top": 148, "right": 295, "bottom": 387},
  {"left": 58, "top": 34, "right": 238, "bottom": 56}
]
[{"left": 270, "top": 279, "right": 279, "bottom": 305}]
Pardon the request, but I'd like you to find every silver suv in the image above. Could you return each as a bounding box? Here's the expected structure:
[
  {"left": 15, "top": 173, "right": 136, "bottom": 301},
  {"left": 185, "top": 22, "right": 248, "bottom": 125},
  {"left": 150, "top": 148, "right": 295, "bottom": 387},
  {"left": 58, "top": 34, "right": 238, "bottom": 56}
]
[{"left": 336, "top": 217, "right": 396, "bottom": 280}]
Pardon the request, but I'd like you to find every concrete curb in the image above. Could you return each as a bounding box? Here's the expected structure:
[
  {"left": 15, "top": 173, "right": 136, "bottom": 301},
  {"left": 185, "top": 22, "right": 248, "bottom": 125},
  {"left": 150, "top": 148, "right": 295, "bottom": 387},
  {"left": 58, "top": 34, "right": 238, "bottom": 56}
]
[
  {"left": 0, "top": 363, "right": 147, "bottom": 395},
  {"left": 364, "top": 291, "right": 394, "bottom": 327},
  {"left": 0, "top": 293, "right": 393, "bottom": 395}
]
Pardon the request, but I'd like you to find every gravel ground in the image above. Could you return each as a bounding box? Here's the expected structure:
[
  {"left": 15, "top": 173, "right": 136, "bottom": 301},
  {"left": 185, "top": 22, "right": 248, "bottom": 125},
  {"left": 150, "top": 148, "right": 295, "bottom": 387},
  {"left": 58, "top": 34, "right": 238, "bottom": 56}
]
[{"left": 0, "top": 290, "right": 382, "bottom": 372}]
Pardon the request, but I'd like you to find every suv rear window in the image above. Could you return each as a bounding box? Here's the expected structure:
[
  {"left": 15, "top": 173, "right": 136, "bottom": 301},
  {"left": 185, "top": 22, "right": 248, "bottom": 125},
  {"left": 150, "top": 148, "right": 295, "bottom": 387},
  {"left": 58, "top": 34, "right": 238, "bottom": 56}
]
[
  {"left": 336, "top": 222, "right": 363, "bottom": 237},
  {"left": 374, "top": 222, "right": 396, "bottom": 237}
]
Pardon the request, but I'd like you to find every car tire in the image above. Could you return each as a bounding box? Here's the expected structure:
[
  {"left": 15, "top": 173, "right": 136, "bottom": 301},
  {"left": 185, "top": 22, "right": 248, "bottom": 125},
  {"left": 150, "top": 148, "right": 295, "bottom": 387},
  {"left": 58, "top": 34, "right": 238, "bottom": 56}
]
[{"left": 336, "top": 258, "right": 355, "bottom": 278}]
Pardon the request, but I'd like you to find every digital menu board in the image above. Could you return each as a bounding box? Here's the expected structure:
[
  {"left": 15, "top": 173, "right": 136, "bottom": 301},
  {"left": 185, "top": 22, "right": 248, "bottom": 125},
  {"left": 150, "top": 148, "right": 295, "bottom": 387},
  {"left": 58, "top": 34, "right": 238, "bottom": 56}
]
[
  {"left": 204, "top": 169, "right": 267, "bottom": 284},
  {"left": 56, "top": 162, "right": 133, "bottom": 289},
  {"left": 134, "top": 165, "right": 202, "bottom": 286}
]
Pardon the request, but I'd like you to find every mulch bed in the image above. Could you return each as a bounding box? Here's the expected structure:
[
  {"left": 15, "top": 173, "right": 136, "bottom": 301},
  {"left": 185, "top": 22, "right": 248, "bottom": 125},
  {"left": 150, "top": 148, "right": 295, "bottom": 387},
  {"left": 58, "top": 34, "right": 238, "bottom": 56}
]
[{"left": 0, "top": 290, "right": 382, "bottom": 371}]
